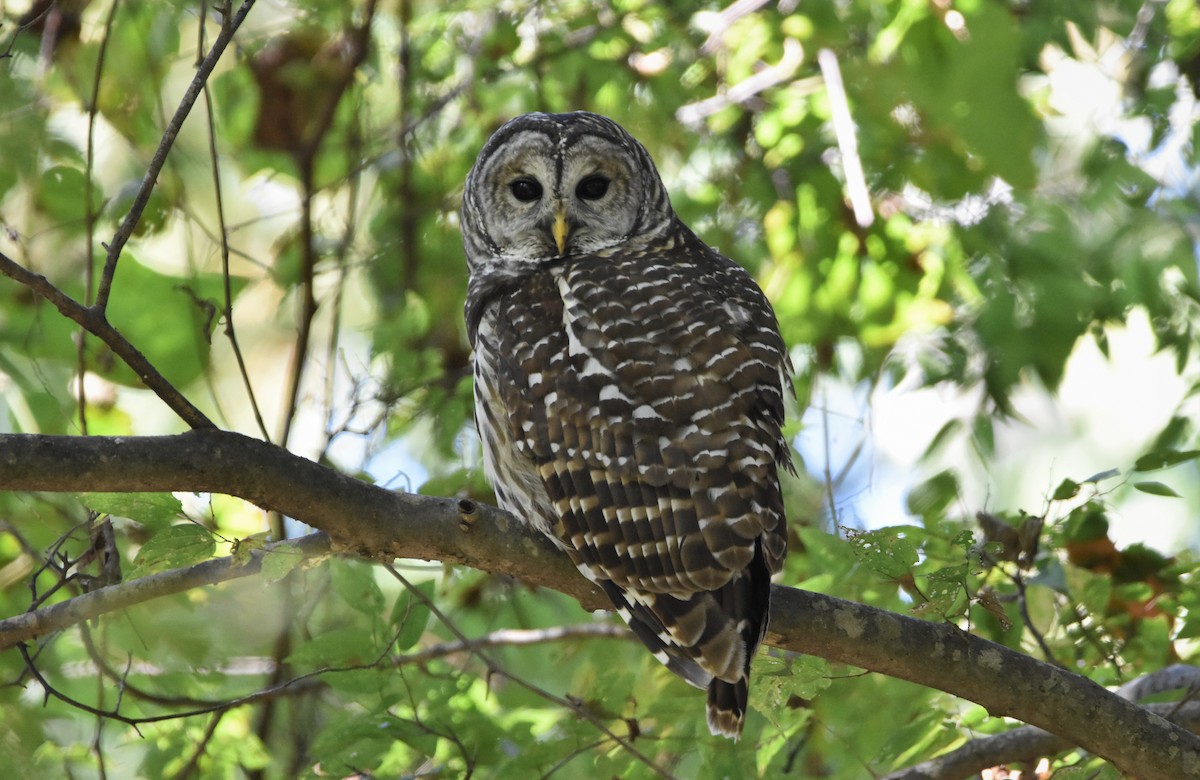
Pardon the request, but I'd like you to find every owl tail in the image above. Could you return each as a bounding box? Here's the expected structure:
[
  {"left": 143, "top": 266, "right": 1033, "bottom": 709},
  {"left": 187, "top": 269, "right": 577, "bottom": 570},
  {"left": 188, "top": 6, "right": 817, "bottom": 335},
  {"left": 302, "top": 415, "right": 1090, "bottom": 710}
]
[{"left": 707, "top": 677, "right": 747, "bottom": 739}]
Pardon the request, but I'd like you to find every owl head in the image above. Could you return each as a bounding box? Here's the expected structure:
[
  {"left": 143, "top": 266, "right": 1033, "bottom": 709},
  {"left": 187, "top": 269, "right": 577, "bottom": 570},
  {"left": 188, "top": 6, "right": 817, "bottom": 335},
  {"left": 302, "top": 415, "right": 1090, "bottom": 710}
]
[{"left": 461, "top": 111, "right": 676, "bottom": 277}]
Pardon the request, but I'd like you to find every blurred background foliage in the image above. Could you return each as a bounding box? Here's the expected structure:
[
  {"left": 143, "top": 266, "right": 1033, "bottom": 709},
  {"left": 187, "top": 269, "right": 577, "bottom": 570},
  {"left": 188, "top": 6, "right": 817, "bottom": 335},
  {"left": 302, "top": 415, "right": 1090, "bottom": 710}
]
[{"left": 2, "top": 0, "right": 1200, "bottom": 777}]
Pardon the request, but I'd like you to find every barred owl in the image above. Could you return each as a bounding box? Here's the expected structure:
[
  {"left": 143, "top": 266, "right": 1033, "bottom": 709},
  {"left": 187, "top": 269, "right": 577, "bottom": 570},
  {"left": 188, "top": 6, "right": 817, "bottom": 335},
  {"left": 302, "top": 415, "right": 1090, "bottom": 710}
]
[{"left": 461, "top": 111, "right": 792, "bottom": 738}]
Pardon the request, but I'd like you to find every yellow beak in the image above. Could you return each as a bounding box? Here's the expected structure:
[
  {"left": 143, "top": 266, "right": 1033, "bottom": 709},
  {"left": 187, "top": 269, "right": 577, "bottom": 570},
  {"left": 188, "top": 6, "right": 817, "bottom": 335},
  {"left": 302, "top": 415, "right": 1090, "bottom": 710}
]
[{"left": 552, "top": 210, "right": 569, "bottom": 255}]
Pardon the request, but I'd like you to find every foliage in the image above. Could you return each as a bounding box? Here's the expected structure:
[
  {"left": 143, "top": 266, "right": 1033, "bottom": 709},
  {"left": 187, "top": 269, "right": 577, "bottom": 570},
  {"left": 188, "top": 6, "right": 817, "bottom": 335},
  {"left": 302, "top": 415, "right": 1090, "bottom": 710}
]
[{"left": 1, "top": 0, "right": 1200, "bottom": 778}]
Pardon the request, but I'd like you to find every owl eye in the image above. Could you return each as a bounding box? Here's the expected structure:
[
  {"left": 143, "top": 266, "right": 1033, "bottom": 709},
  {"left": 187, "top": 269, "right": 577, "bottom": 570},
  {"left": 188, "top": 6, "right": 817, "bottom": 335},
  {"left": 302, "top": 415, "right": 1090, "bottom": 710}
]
[
  {"left": 509, "top": 177, "right": 543, "bottom": 202},
  {"left": 576, "top": 175, "right": 610, "bottom": 201}
]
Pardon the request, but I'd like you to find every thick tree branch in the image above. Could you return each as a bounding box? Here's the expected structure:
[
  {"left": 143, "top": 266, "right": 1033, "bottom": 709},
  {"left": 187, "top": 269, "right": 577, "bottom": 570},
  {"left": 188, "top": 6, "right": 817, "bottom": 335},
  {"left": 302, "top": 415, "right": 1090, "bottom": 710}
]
[
  {"left": 888, "top": 700, "right": 1200, "bottom": 777},
  {"left": 0, "top": 431, "right": 1198, "bottom": 778},
  {"left": 885, "top": 664, "right": 1200, "bottom": 779},
  {"left": 886, "top": 701, "right": 1200, "bottom": 780}
]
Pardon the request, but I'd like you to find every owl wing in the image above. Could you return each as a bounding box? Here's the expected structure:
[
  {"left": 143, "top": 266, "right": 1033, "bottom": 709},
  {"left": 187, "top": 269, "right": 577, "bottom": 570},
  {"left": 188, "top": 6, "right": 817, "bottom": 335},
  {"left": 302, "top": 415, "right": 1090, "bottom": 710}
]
[
  {"left": 488, "top": 231, "right": 790, "bottom": 699},
  {"left": 493, "top": 240, "right": 790, "bottom": 588}
]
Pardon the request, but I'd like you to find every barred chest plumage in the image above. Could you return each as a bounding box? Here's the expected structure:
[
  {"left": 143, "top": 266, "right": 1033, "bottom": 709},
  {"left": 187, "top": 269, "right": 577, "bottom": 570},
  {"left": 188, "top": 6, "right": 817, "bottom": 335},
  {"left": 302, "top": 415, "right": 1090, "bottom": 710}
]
[{"left": 468, "top": 232, "right": 791, "bottom": 732}]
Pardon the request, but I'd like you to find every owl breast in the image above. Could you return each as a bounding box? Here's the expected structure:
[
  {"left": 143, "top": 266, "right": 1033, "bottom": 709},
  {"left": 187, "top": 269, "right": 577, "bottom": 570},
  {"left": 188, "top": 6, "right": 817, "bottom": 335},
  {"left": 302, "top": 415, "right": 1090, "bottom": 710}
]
[{"left": 471, "top": 232, "right": 789, "bottom": 596}]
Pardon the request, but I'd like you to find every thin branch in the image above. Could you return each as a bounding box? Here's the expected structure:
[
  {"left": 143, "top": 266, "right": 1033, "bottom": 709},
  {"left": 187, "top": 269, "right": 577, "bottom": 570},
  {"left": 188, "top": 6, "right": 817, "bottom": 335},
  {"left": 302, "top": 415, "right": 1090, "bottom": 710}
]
[
  {"left": 95, "top": 0, "right": 258, "bottom": 312},
  {"left": 0, "top": 432, "right": 1199, "bottom": 778},
  {"left": 77, "top": 0, "right": 122, "bottom": 436},
  {"left": 275, "top": 0, "right": 379, "bottom": 453},
  {"left": 676, "top": 38, "right": 805, "bottom": 127},
  {"left": 818, "top": 48, "right": 874, "bottom": 229},
  {"left": 385, "top": 564, "right": 676, "bottom": 780},
  {"left": 887, "top": 665, "right": 1200, "bottom": 778},
  {"left": 1012, "top": 570, "right": 1060, "bottom": 666},
  {"left": 0, "top": 251, "right": 215, "bottom": 429},
  {"left": 698, "top": 0, "right": 772, "bottom": 56},
  {"left": 201, "top": 59, "right": 270, "bottom": 439},
  {"left": 0, "top": 532, "right": 332, "bottom": 649},
  {"left": 169, "top": 710, "right": 225, "bottom": 780},
  {"left": 1117, "top": 663, "right": 1200, "bottom": 702},
  {"left": 392, "top": 623, "right": 630, "bottom": 666},
  {"left": 18, "top": 642, "right": 144, "bottom": 733}
]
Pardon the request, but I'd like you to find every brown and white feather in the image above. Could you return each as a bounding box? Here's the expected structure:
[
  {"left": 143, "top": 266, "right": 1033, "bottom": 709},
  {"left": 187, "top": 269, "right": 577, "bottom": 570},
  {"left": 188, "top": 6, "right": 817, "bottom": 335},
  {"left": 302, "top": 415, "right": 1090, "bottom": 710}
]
[{"left": 463, "top": 112, "right": 791, "bottom": 738}]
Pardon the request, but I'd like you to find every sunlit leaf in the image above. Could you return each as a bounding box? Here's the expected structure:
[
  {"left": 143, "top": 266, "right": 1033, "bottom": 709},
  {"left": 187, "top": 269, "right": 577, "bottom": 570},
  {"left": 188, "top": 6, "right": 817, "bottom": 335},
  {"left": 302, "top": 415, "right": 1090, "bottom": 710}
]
[
  {"left": 79, "top": 492, "right": 183, "bottom": 529},
  {"left": 1051, "top": 478, "right": 1080, "bottom": 501},
  {"left": 1132, "top": 481, "right": 1181, "bottom": 498},
  {"left": 129, "top": 524, "right": 215, "bottom": 577},
  {"left": 906, "top": 471, "right": 959, "bottom": 518},
  {"left": 1133, "top": 449, "right": 1200, "bottom": 472},
  {"left": 387, "top": 583, "right": 433, "bottom": 653},
  {"left": 260, "top": 546, "right": 306, "bottom": 584},
  {"left": 845, "top": 526, "right": 921, "bottom": 579}
]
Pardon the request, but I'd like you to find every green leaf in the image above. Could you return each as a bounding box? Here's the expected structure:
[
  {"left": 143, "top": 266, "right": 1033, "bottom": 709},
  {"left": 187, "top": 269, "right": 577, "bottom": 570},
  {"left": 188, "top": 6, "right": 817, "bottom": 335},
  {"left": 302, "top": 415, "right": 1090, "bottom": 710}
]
[
  {"left": 1051, "top": 478, "right": 1080, "bottom": 501},
  {"left": 751, "top": 654, "right": 830, "bottom": 711},
  {"left": 915, "top": 563, "right": 968, "bottom": 618},
  {"left": 105, "top": 258, "right": 243, "bottom": 388},
  {"left": 310, "top": 713, "right": 439, "bottom": 774},
  {"left": 129, "top": 524, "right": 215, "bottom": 577},
  {"left": 230, "top": 533, "right": 269, "bottom": 567},
  {"left": 79, "top": 492, "right": 183, "bottom": 529},
  {"left": 288, "top": 626, "right": 378, "bottom": 667},
  {"left": 388, "top": 582, "right": 433, "bottom": 652},
  {"left": 1133, "top": 449, "right": 1200, "bottom": 472},
  {"left": 34, "top": 165, "right": 103, "bottom": 226},
  {"left": 331, "top": 559, "right": 385, "bottom": 616},
  {"left": 906, "top": 471, "right": 959, "bottom": 518},
  {"left": 845, "top": 527, "right": 921, "bottom": 579},
  {"left": 260, "top": 546, "right": 306, "bottom": 584},
  {"left": 1131, "top": 481, "right": 1181, "bottom": 498}
]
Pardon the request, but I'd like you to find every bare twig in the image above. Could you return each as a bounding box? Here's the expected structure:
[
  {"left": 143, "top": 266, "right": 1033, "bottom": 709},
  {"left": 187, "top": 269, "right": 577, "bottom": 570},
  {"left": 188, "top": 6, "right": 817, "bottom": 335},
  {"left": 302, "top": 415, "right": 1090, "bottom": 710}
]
[
  {"left": 1012, "top": 571, "right": 1061, "bottom": 666},
  {"left": 199, "top": 14, "right": 270, "bottom": 439},
  {"left": 169, "top": 710, "right": 225, "bottom": 780},
  {"left": 275, "top": 0, "right": 379, "bottom": 454},
  {"left": 394, "top": 623, "right": 630, "bottom": 666},
  {"left": 77, "top": 0, "right": 122, "bottom": 435},
  {"left": 818, "top": 48, "right": 873, "bottom": 228},
  {"left": 698, "top": 0, "right": 772, "bottom": 56},
  {"left": 676, "top": 38, "right": 805, "bottom": 126},
  {"left": 95, "top": 0, "right": 258, "bottom": 312},
  {"left": 385, "top": 564, "right": 676, "bottom": 780}
]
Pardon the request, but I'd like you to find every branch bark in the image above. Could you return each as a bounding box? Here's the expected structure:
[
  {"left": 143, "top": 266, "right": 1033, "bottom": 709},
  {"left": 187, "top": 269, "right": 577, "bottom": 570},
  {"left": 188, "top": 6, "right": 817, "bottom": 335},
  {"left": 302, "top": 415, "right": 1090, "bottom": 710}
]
[
  {"left": 884, "top": 701, "right": 1200, "bottom": 780},
  {"left": 1, "top": 431, "right": 1198, "bottom": 779}
]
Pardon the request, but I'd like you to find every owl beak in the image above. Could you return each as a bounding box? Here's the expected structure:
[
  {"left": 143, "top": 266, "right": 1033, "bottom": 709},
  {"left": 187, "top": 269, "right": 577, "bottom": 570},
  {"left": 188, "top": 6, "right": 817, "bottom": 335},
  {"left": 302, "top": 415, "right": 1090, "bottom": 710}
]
[{"left": 551, "top": 209, "right": 570, "bottom": 255}]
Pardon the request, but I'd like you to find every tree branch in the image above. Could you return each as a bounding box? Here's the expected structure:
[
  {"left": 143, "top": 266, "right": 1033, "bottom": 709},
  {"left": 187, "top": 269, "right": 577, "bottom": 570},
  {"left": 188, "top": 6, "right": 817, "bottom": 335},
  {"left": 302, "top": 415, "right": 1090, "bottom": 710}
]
[
  {"left": 885, "top": 701, "right": 1200, "bottom": 780},
  {"left": 95, "top": 0, "right": 258, "bottom": 312},
  {"left": 0, "top": 431, "right": 1198, "bottom": 778},
  {"left": 0, "top": 532, "right": 332, "bottom": 649},
  {"left": 0, "top": 251, "right": 215, "bottom": 429}
]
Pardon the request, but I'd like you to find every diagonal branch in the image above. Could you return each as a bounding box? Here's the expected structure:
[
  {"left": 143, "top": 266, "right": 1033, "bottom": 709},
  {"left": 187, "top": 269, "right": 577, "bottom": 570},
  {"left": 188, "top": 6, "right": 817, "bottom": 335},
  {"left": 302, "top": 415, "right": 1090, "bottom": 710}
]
[
  {"left": 0, "top": 431, "right": 1198, "bottom": 779},
  {"left": 885, "top": 701, "right": 1200, "bottom": 780},
  {"left": 0, "top": 532, "right": 332, "bottom": 649},
  {"left": 95, "top": 0, "right": 258, "bottom": 312},
  {"left": 0, "top": 252, "right": 215, "bottom": 429}
]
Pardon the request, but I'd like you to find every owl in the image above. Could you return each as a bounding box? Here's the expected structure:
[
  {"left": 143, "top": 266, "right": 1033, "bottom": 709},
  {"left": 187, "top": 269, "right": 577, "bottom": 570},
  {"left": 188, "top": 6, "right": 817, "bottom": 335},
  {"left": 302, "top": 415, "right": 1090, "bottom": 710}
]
[{"left": 461, "top": 111, "right": 792, "bottom": 739}]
